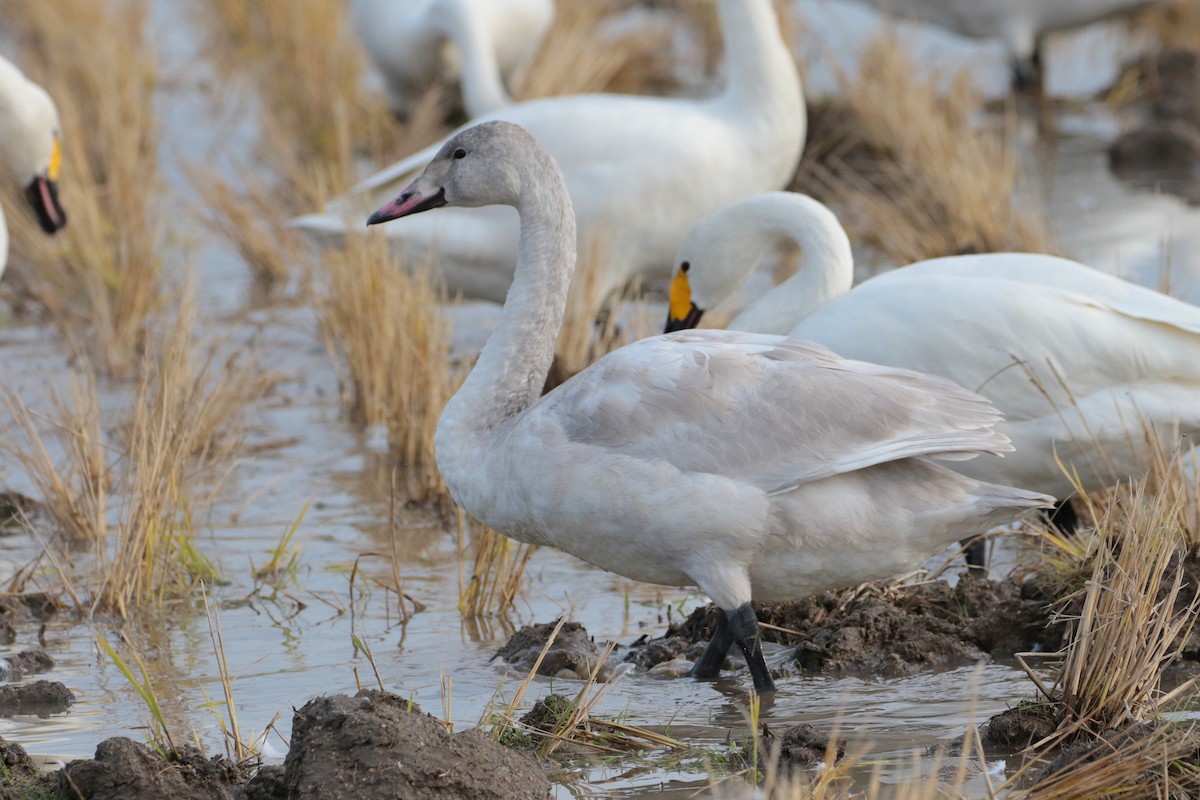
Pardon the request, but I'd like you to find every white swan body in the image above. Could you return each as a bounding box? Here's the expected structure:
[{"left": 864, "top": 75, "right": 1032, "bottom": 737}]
[
  {"left": 298, "top": 0, "right": 806, "bottom": 305},
  {"left": 366, "top": 122, "right": 1050, "bottom": 691},
  {"left": 351, "top": 0, "right": 553, "bottom": 118},
  {"left": 0, "top": 54, "right": 68, "bottom": 282},
  {"left": 668, "top": 192, "right": 1200, "bottom": 500},
  {"left": 846, "top": 0, "right": 1165, "bottom": 87}
]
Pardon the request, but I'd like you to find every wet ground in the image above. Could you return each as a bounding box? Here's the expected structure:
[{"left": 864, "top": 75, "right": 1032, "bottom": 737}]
[{"left": 1, "top": 1, "right": 1200, "bottom": 797}]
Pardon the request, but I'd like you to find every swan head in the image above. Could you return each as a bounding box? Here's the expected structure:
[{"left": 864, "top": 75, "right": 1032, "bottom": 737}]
[
  {"left": 664, "top": 206, "right": 756, "bottom": 333},
  {"left": 0, "top": 66, "right": 68, "bottom": 234},
  {"left": 367, "top": 121, "right": 534, "bottom": 224}
]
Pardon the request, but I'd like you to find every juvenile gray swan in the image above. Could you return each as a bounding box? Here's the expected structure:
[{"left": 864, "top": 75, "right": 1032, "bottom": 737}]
[{"left": 366, "top": 121, "right": 1053, "bottom": 693}]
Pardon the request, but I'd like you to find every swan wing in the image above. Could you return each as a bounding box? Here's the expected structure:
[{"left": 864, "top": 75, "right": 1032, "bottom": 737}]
[
  {"left": 900, "top": 254, "right": 1200, "bottom": 335},
  {"left": 543, "top": 330, "right": 1012, "bottom": 496}
]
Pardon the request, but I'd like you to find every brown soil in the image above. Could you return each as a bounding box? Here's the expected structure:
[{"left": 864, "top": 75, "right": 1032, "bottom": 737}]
[
  {"left": 0, "top": 650, "right": 54, "bottom": 681},
  {"left": 0, "top": 689, "right": 550, "bottom": 800},
  {"left": 281, "top": 690, "right": 548, "bottom": 800},
  {"left": 59, "top": 738, "right": 248, "bottom": 800},
  {"left": 0, "top": 680, "right": 74, "bottom": 716},
  {"left": 645, "top": 576, "right": 1065, "bottom": 678},
  {"left": 761, "top": 722, "right": 846, "bottom": 768},
  {"left": 982, "top": 701, "right": 1058, "bottom": 749},
  {"left": 494, "top": 620, "right": 616, "bottom": 681}
]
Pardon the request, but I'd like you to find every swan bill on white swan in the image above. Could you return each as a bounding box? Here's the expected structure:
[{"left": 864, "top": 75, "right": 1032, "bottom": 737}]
[
  {"left": 23, "top": 135, "right": 67, "bottom": 234},
  {"left": 665, "top": 262, "right": 704, "bottom": 333}
]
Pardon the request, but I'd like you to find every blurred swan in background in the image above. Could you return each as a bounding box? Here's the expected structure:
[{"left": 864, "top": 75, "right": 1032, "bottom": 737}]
[
  {"left": 845, "top": 0, "right": 1166, "bottom": 89},
  {"left": 0, "top": 54, "right": 69, "bottom": 283},
  {"left": 351, "top": 0, "right": 553, "bottom": 119},
  {"left": 666, "top": 192, "right": 1200, "bottom": 508},
  {"left": 364, "top": 121, "right": 1052, "bottom": 692},
  {"left": 296, "top": 0, "right": 806, "bottom": 305}
]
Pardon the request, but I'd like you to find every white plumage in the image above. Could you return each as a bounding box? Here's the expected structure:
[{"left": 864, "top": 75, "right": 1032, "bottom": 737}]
[
  {"left": 843, "top": 0, "right": 1165, "bottom": 87},
  {"left": 667, "top": 191, "right": 1200, "bottom": 502},
  {"left": 350, "top": 0, "right": 553, "bottom": 118},
  {"left": 366, "top": 122, "right": 1051, "bottom": 692},
  {"left": 297, "top": 0, "right": 806, "bottom": 306},
  {"left": 0, "top": 53, "right": 68, "bottom": 282}
]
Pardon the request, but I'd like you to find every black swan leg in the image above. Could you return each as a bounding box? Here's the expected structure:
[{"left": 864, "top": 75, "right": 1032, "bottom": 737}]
[
  {"left": 729, "top": 602, "right": 776, "bottom": 694},
  {"left": 1047, "top": 498, "right": 1079, "bottom": 533},
  {"left": 960, "top": 536, "right": 988, "bottom": 576},
  {"left": 688, "top": 608, "right": 733, "bottom": 680}
]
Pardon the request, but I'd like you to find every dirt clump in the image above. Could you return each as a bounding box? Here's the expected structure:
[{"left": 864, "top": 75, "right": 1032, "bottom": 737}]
[
  {"left": 282, "top": 689, "right": 549, "bottom": 800},
  {"left": 0, "top": 680, "right": 74, "bottom": 716},
  {"left": 494, "top": 620, "right": 615, "bottom": 681},
  {"left": 763, "top": 722, "right": 845, "bottom": 768},
  {"left": 982, "top": 701, "right": 1058, "bottom": 749},
  {"left": 0, "top": 650, "right": 54, "bottom": 680},
  {"left": 621, "top": 633, "right": 705, "bottom": 671},
  {"left": 59, "top": 738, "right": 247, "bottom": 800}
]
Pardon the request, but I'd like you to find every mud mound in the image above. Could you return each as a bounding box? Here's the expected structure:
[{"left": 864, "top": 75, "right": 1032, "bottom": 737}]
[
  {"left": 982, "top": 701, "right": 1058, "bottom": 749},
  {"left": 0, "top": 650, "right": 54, "bottom": 681},
  {"left": 59, "top": 738, "right": 246, "bottom": 800},
  {"left": 762, "top": 722, "right": 845, "bottom": 768},
  {"left": 646, "top": 576, "right": 1063, "bottom": 677},
  {"left": 0, "top": 680, "right": 74, "bottom": 716},
  {"left": 494, "top": 620, "right": 615, "bottom": 681},
  {"left": 282, "top": 690, "right": 548, "bottom": 800}
]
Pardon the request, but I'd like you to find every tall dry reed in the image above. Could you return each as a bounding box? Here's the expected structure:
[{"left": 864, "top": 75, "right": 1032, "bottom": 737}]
[
  {"left": 317, "top": 234, "right": 459, "bottom": 501},
  {"left": 1, "top": 0, "right": 165, "bottom": 376},
  {"left": 799, "top": 32, "right": 1054, "bottom": 266}
]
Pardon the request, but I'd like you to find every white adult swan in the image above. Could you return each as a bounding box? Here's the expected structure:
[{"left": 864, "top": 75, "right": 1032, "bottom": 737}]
[
  {"left": 365, "top": 122, "right": 1051, "bottom": 692},
  {"left": 350, "top": 0, "right": 553, "bottom": 119},
  {"left": 297, "top": 0, "right": 805, "bottom": 305},
  {"left": 0, "top": 54, "right": 69, "bottom": 282},
  {"left": 665, "top": 191, "right": 1200, "bottom": 511},
  {"left": 845, "top": 0, "right": 1166, "bottom": 90}
]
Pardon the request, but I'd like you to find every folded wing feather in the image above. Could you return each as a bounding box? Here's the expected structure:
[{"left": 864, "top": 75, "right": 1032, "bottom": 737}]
[{"left": 545, "top": 331, "right": 1013, "bottom": 496}]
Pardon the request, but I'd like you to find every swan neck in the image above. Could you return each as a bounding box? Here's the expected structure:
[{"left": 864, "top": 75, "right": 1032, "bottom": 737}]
[
  {"left": 716, "top": 0, "right": 801, "bottom": 108},
  {"left": 729, "top": 197, "right": 854, "bottom": 334},
  {"left": 445, "top": 156, "right": 576, "bottom": 435},
  {"left": 436, "top": 0, "right": 510, "bottom": 116}
]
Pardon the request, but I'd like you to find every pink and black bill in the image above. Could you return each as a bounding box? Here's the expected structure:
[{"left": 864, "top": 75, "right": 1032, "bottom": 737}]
[
  {"left": 24, "top": 175, "right": 67, "bottom": 234},
  {"left": 366, "top": 187, "right": 447, "bottom": 226}
]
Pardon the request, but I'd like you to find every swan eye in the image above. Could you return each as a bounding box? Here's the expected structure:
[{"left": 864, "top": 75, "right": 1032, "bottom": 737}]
[
  {"left": 680, "top": 261, "right": 690, "bottom": 273},
  {"left": 453, "top": 148, "right": 467, "bottom": 160}
]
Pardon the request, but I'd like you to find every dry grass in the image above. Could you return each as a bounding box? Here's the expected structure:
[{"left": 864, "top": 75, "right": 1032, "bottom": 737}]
[
  {"left": 1, "top": 375, "right": 109, "bottom": 545},
  {"left": 456, "top": 510, "right": 535, "bottom": 618},
  {"left": 1133, "top": 0, "right": 1200, "bottom": 51},
  {"left": 797, "top": 32, "right": 1055, "bottom": 267},
  {"left": 186, "top": 163, "right": 307, "bottom": 287},
  {"left": 517, "top": 0, "right": 683, "bottom": 101},
  {"left": 193, "top": 0, "right": 386, "bottom": 191},
  {"left": 996, "top": 460, "right": 1200, "bottom": 799},
  {"left": 316, "top": 234, "right": 460, "bottom": 501},
  {"left": 1, "top": 0, "right": 165, "bottom": 376},
  {"left": 3, "top": 280, "right": 275, "bottom": 616},
  {"left": 96, "top": 280, "right": 275, "bottom": 615}
]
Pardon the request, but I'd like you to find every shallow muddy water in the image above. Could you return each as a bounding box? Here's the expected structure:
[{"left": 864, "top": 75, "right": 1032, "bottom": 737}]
[{"left": 0, "top": 1, "right": 1198, "bottom": 797}]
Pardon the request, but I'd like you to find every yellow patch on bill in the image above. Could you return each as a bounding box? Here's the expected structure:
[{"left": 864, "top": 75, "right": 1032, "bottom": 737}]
[
  {"left": 668, "top": 269, "right": 692, "bottom": 322},
  {"left": 48, "top": 136, "right": 62, "bottom": 182}
]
